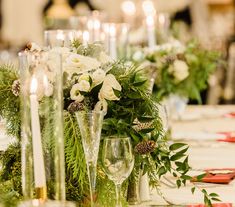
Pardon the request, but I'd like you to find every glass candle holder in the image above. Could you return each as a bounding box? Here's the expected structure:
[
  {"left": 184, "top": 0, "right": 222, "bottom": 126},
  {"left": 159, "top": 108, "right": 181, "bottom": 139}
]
[
  {"left": 156, "top": 12, "right": 171, "bottom": 43},
  {"left": 102, "top": 23, "right": 130, "bottom": 60},
  {"left": 19, "top": 50, "right": 65, "bottom": 201},
  {"left": 69, "top": 11, "right": 107, "bottom": 43},
  {"left": 44, "top": 30, "right": 81, "bottom": 47}
]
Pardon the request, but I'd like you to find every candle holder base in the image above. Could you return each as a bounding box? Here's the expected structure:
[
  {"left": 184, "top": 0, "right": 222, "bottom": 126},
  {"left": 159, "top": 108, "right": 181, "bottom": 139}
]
[{"left": 35, "top": 187, "right": 47, "bottom": 201}]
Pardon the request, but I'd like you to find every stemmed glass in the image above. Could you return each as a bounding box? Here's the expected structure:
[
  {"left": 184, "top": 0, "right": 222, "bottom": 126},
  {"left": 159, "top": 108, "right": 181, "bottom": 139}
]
[
  {"left": 75, "top": 110, "right": 104, "bottom": 207},
  {"left": 102, "top": 137, "right": 134, "bottom": 207}
]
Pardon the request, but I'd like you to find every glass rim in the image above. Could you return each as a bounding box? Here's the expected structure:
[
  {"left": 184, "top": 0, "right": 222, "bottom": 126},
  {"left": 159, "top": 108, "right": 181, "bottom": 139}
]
[
  {"left": 104, "top": 136, "right": 131, "bottom": 141},
  {"left": 44, "top": 29, "right": 78, "bottom": 35},
  {"left": 18, "top": 50, "right": 50, "bottom": 58},
  {"left": 75, "top": 110, "right": 105, "bottom": 115}
]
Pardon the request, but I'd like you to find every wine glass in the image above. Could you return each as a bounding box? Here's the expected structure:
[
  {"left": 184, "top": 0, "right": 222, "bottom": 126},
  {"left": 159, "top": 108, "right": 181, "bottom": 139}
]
[
  {"left": 75, "top": 110, "right": 104, "bottom": 207},
  {"left": 102, "top": 137, "right": 134, "bottom": 207}
]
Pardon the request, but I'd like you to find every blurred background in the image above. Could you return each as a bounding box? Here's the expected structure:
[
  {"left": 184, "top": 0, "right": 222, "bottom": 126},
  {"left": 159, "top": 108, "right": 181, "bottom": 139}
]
[{"left": 0, "top": 0, "right": 234, "bottom": 104}]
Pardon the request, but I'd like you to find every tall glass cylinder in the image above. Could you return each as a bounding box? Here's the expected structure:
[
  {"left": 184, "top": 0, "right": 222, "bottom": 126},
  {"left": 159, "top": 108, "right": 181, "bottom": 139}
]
[
  {"left": 44, "top": 30, "right": 80, "bottom": 48},
  {"left": 102, "top": 23, "right": 129, "bottom": 60},
  {"left": 19, "top": 50, "right": 65, "bottom": 201}
]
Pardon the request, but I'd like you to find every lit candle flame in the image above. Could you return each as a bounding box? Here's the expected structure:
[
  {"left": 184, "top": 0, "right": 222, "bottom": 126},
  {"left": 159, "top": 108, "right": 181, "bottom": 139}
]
[
  {"left": 146, "top": 15, "right": 155, "bottom": 28},
  {"left": 56, "top": 30, "right": 65, "bottom": 41},
  {"left": 30, "top": 76, "right": 38, "bottom": 94},
  {"left": 109, "top": 24, "right": 116, "bottom": 38},
  {"left": 93, "top": 19, "right": 101, "bottom": 30},
  {"left": 121, "top": 0, "right": 136, "bottom": 16},
  {"left": 82, "top": 30, "right": 90, "bottom": 44},
  {"left": 158, "top": 13, "right": 166, "bottom": 25},
  {"left": 142, "top": 0, "right": 156, "bottom": 16}
]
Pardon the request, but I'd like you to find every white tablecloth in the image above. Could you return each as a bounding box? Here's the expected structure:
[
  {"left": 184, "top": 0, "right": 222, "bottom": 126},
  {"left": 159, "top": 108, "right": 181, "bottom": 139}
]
[{"left": 133, "top": 105, "right": 235, "bottom": 206}]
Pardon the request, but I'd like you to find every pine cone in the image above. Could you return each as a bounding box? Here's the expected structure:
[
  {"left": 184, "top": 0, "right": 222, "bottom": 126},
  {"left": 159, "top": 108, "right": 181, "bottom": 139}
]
[
  {"left": 67, "top": 101, "right": 85, "bottom": 113},
  {"left": 176, "top": 53, "right": 186, "bottom": 61},
  {"left": 12, "top": 79, "right": 20, "bottom": 97},
  {"left": 134, "top": 140, "right": 156, "bottom": 155},
  {"left": 165, "top": 55, "right": 176, "bottom": 64},
  {"left": 133, "top": 119, "right": 153, "bottom": 132}
]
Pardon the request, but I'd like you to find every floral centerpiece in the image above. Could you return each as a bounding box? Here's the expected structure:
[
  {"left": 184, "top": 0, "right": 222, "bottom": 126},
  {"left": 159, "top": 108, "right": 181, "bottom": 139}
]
[
  {"left": 131, "top": 40, "right": 222, "bottom": 103},
  {"left": 0, "top": 41, "right": 219, "bottom": 207}
]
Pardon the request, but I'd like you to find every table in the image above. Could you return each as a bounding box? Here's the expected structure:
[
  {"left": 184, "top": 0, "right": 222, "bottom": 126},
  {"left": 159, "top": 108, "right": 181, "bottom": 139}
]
[
  {"left": 133, "top": 105, "right": 235, "bottom": 206},
  {"left": 1, "top": 105, "right": 235, "bottom": 206}
]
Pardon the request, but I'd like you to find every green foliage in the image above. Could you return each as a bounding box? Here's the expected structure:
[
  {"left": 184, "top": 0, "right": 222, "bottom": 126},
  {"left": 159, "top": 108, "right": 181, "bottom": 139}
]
[
  {"left": 0, "top": 47, "right": 219, "bottom": 207},
  {"left": 0, "top": 143, "right": 22, "bottom": 207},
  {"left": 64, "top": 112, "right": 89, "bottom": 201},
  {"left": 131, "top": 40, "right": 223, "bottom": 103},
  {"left": 0, "top": 65, "right": 21, "bottom": 139}
]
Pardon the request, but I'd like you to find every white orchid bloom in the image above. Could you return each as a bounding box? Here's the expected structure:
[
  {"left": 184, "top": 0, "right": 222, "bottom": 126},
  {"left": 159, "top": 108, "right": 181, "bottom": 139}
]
[
  {"left": 70, "top": 83, "right": 85, "bottom": 102},
  {"left": 98, "top": 74, "right": 122, "bottom": 101}
]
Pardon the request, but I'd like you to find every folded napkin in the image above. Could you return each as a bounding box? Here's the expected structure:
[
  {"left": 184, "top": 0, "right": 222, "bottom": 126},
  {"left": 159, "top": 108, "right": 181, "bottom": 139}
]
[
  {"left": 187, "top": 203, "right": 232, "bottom": 207},
  {"left": 223, "top": 112, "right": 235, "bottom": 118},
  {"left": 217, "top": 132, "right": 235, "bottom": 143},
  {"left": 191, "top": 168, "right": 235, "bottom": 184}
]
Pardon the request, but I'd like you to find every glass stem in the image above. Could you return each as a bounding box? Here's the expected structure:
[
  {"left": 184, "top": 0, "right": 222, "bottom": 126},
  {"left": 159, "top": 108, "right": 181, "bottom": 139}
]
[
  {"left": 87, "top": 161, "right": 97, "bottom": 207},
  {"left": 115, "top": 183, "right": 122, "bottom": 207}
]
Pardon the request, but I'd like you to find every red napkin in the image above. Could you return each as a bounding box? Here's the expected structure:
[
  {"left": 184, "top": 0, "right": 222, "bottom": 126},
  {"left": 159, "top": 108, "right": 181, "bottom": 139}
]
[
  {"left": 217, "top": 132, "right": 235, "bottom": 143},
  {"left": 192, "top": 169, "right": 235, "bottom": 184},
  {"left": 223, "top": 112, "right": 235, "bottom": 118},
  {"left": 187, "top": 203, "right": 232, "bottom": 207}
]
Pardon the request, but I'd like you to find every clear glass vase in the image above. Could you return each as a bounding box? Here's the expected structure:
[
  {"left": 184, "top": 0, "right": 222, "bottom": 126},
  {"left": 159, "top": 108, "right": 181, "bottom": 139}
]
[
  {"left": 19, "top": 50, "right": 65, "bottom": 201},
  {"left": 75, "top": 110, "right": 104, "bottom": 207},
  {"left": 44, "top": 30, "right": 80, "bottom": 47},
  {"left": 127, "top": 168, "right": 140, "bottom": 205}
]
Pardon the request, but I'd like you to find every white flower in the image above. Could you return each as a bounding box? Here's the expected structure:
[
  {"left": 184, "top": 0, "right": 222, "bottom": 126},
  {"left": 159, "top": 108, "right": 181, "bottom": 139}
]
[
  {"left": 132, "top": 50, "right": 144, "bottom": 62},
  {"left": 98, "top": 52, "right": 113, "bottom": 64},
  {"left": 77, "top": 80, "right": 91, "bottom": 92},
  {"left": 91, "top": 69, "right": 106, "bottom": 86},
  {"left": 99, "top": 74, "right": 122, "bottom": 101},
  {"left": 70, "top": 84, "right": 85, "bottom": 102},
  {"left": 44, "top": 83, "right": 54, "bottom": 97},
  {"left": 49, "top": 47, "right": 71, "bottom": 61},
  {"left": 29, "top": 42, "right": 42, "bottom": 52},
  {"left": 50, "top": 46, "right": 70, "bottom": 53},
  {"left": 78, "top": 73, "right": 90, "bottom": 82},
  {"left": 64, "top": 54, "right": 101, "bottom": 77},
  {"left": 94, "top": 99, "right": 108, "bottom": 115},
  {"left": 171, "top": 60, "right": 189, "bottom": 82}
]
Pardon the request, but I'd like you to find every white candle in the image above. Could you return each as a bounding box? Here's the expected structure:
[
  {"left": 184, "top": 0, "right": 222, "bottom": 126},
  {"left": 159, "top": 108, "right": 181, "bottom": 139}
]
[
  {"left": 139, "top": 173, "right": 150, "bottom": 201},
  {"left": 82, "top": 30, "right": 90, "bottom": 46},
  {"left": 146, "top": 15, "right": 156, "bottom": 48},
  {"left": 142, "top": 0, "right": 156, "bottom": 16},
  {"left": 121, "top": 0, "right": 136, "bottom": 25},
  {"left": 30, "top": 77, "right": 46, "bottom": 188},
  {"left": 56, "top": 30, "right": 65, "bottom": 47},
  {"left": 109, "top": 24, "right": 117, "bottom": 60},
  {"left": 93, "top": 19, "right": 101, "bottom": 42}
]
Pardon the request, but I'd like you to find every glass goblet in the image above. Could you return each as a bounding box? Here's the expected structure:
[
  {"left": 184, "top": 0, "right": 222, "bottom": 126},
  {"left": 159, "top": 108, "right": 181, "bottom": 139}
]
[
  {"left": 102, "top": 137, "right": 134, "bottom": 207},
  {"left": 75, "top": 110, "right": 104, "bottom": 207}
]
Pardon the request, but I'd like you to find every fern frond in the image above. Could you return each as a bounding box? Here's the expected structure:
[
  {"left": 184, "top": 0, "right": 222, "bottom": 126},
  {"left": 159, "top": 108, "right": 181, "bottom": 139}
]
[{"left": 64, "top": 111, "right": 89, "bottom": 200}]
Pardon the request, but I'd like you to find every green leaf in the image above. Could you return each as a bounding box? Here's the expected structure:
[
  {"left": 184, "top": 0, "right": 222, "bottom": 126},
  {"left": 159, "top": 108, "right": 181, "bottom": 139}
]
[
  {"left": 211, "top": 197, "right": 221, "bottom": 202},
  {"left": 133, "top": 79, "right": 147, "bottom": 86},
  {"left": 137, "top": 116, "right": 155, "bottom": 122},
  {"left": 170, "top": 153, "right": 185, "bottom": 161},
  {"left": 191, "top": 187, "right": 196, "bottom": 194},
  {"left": 176, "top": 179, "right": 181, "bottom": 188},
  {"left": 209, "top": 193, "right": 220, "bottom": 197},
  {"left": 139, "top": 128, "right": 155, "bottom": 134},
  {"left": 169, "top": 143, "right": 187, "bottom": 151},
  {"left": 158, "top": 166, "right": 167, "bottom": 177},
  {"left": 196, "top": 173, "right": 207, "bottom": 181},
  {"left": 181, "top": 175, "right": 192, "bottom": 180},
  {"left": 202, "top": 189, "right": 208, "bottom": 195}
]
